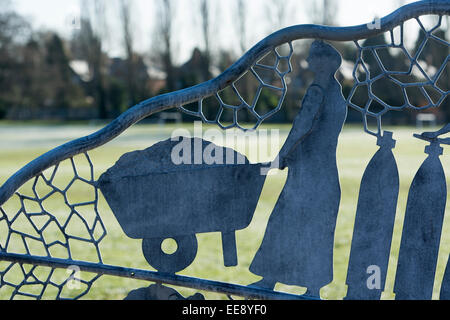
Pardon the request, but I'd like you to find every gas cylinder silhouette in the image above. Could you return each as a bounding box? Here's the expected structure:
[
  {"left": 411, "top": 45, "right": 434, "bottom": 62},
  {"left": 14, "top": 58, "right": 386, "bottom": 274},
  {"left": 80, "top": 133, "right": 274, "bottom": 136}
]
[
  {"left": 345, "top": 131, "right": 399, "bottom": 300},
  {"left": 394, "top": 131, "right": 448, "bottom": 300}
]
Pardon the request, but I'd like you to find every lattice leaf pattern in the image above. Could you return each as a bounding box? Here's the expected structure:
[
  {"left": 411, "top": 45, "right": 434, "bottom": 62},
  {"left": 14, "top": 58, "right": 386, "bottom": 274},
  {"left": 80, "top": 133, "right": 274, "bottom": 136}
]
[
  {"left": 347, "top": 15, "right": 449, "bottom": 135},
  {"left": 179, "top": 16, "right": 449, "bottom": 136},
  {"left": 0, "top": 153, "right": 106, "bottom": 300},
  {"left": 179, "top": 42, "right": 294, "bottom": 131}
]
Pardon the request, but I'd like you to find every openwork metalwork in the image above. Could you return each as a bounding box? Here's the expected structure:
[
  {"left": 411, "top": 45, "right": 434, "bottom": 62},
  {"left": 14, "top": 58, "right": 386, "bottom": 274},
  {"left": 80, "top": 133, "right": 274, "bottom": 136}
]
[
  {"left": 347, "top": 15, "right": 449, "bottom": 136},
  {"left": 0, "top": 153, "right": 105, "bottom": 299},
  {"left": 179, "top": 42, "right": 294, "bottom": 131},
  {"left": 0, "top": 1, "right": 449, "bottom": 301}
]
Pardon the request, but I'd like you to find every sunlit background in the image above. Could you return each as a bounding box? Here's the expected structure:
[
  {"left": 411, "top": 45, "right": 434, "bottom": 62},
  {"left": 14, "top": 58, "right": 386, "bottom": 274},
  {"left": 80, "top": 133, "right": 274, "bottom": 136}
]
[{"left": 14, "top": 0, "right": 412, "bottom": 61}]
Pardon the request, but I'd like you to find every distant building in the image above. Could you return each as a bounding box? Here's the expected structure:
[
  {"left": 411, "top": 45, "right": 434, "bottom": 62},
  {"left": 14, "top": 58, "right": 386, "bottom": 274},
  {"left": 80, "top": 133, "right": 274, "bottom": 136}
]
[{"left": 69, "top": 60, "right": 91, "bottom": 82}]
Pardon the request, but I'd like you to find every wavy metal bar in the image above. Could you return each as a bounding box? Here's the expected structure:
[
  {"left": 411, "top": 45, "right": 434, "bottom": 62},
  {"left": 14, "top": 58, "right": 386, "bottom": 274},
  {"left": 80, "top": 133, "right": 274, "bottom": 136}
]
[
  {"left": 0, "top": 0, "right": 449, "bottom": 205},
  {"left": 0, "top": 252, "right": 318, "bottom": 300}
]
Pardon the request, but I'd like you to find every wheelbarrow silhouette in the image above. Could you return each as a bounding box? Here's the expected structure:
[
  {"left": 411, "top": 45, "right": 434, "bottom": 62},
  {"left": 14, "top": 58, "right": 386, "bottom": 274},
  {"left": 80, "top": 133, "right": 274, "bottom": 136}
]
[{"left": 98, "top": 137, "right": 266, "bottom": 273}]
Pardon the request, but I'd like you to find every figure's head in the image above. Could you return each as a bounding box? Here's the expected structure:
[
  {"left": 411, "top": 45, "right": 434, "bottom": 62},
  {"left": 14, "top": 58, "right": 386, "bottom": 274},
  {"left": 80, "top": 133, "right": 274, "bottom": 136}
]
[{"left": 306, "top": 40, "right": 342, "bottom": 74}]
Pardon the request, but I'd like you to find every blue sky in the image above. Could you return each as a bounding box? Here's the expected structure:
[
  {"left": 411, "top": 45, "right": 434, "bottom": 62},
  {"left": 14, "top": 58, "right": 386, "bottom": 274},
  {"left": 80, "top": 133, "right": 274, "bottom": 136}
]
[{"left": 12, "top": 0, "right": 417, "bottom": 62}]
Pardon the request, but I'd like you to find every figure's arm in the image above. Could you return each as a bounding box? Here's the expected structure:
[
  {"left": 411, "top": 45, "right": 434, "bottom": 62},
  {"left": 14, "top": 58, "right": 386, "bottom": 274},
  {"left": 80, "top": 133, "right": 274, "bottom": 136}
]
[{"left": 275, "top": 85, "right": 324, "bottom": 169}]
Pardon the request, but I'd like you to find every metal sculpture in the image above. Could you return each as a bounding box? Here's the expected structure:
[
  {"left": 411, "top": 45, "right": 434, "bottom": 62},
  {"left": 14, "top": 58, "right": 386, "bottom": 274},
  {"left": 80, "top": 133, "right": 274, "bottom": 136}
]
[
  {"left": 346, "top": 12, "right": 450, "bottom": 136},
  {"left": 345, "top": 131, "right": 399, "bottom": 300},
  {"left": 249, "top": 40, "right": 347, "bottom": 298},
  {"left": 394, "top": 127, "right": 449, "bottom": 300},
  {"left": 0, "top": 1, "right": 449, "bottom": 300},
  {"left": 179, "top": 43, "right": 294, "bottom": 131},
  {"left": 97, "top": 138, "right": 266, "bottom": 273},
  {"left": 0, "top": 153, "right": 105, "bottom": 299},
  {"left": 1, "top": 1, "right": 448, "bottom": 208},
  {"left": 124, "top": 284, "right": 205, "bottom": 300}
]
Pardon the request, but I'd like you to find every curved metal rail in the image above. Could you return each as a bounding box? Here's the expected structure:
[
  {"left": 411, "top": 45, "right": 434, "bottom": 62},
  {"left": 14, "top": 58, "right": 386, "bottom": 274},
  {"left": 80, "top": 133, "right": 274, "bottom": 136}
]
[{"left": 0, "top": 252, "right": 318, "bottom": 300}]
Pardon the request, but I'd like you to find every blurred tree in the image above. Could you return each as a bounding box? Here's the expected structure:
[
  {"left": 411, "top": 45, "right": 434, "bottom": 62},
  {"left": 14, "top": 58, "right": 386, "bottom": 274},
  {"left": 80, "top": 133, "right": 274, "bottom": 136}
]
[
  {"left": 71, "top": 0, "right": 109, "bottom": 119},
  {"left": 20, "top": 38, "right": 45, "bottom": 112},
  {"left": 198, "top": 0, "right": 213, "bottom": 82},
  {"left": 154, "top": 0, "right": 178, "bottom": 92},
  {"left": 264, "top": 0, "right": 296, "bottom": 33},
  {"left": 108, "top": 77, "right": 127, "bottom": 117},
  {"left": 6, "top": 32, "right": 86, "bottom": 120},
  {"left": 0, "top": 1, "right": 31, "bottom": 118},
  {"left": 45, "top": 35, "right": 73, "bottom": 111},
  {"left": 413, "top": 26, "right": 449, "bottom": 121},
  {"left": 235, "top": 0, "right": 248, "bottom": 55},
  {"left": 119, "top": 0, "right": 139, "bottom": 107},
  {"left": 217, "top": 50, "right": 236, "bottom": 74},
  {"left": 307, "top": 0, "right": 339, "bottom": 26}
]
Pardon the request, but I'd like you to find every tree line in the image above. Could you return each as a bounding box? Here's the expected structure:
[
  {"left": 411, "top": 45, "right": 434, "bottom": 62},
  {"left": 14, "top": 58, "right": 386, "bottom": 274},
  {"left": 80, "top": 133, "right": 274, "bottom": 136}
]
[{"left": 0, "top": 0, "right": 448, "bottom": 124}]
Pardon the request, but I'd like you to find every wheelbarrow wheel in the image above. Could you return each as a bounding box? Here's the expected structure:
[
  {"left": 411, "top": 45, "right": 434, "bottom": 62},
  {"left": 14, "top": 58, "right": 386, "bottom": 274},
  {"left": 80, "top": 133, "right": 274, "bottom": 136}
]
[{"left": 142, "top": 235, "right": 198, "bottom": 273}]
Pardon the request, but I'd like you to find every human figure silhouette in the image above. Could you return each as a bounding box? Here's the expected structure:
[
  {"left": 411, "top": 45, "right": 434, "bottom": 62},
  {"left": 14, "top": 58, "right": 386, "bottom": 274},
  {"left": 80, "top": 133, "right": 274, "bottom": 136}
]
[{"left": 249, "top": 40, "right": 347, "bottom": 297}]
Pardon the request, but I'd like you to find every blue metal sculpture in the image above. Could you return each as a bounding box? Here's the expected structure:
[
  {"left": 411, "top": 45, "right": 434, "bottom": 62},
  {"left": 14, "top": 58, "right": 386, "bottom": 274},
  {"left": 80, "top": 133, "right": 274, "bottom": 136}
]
[
  {"left": 249, "top": 41, "right": 347, "bottom": 298},
  {"left": 0, "top": 1, "right": 449, "bottom": 300},
  {"left": 97, "top": 138, "right": 266, "bottom": 273},
  {"left": 124, "top": 284, "right": 205, "bottom": 300},
  {"left": 345, "top": 131, "right": 399, "bottom": 300},
  {"left": 394, "top": 128, "right": 449, "bottom": 300}
]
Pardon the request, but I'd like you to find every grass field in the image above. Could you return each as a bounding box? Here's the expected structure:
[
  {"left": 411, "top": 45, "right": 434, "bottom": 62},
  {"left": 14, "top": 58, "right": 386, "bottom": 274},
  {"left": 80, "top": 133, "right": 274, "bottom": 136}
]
[{"left": 1, "top": 121, "right": 450, "bottom": 300}]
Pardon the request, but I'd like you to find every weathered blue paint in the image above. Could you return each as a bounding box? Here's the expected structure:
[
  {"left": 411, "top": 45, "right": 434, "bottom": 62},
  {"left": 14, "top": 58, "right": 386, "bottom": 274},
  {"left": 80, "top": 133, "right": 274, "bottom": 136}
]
[
  {"left": 394, "top": 133, "right": 448, "bottom": 300},
  {"left": 0, "top": 1, "right": 449, "bottom": 301},
  {"left": 249, "top": 41, "right": 347, "bottom": 298},
  {"left": 97, "top": 138, "right": 266, "bottom": 273},
  {"left": 345, "top": 131, "right": 399, "bottom": 300}
]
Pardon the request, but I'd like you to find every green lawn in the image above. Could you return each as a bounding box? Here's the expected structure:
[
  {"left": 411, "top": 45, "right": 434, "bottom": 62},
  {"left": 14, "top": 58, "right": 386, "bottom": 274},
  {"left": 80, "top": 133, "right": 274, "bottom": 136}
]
[{"left": 1, "top": 121, "right": 450, "bottom": 300}]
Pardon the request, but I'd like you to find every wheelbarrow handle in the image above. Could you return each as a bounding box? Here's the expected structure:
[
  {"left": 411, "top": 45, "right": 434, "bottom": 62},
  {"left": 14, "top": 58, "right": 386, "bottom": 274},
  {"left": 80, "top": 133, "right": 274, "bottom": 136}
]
[
  {"left": 222, "top": 231, "right": 238, "bottom": 267},
  {"left": 413, "top": 134, "right": 450, "bottom": 146},
  {"left": 420, "top": 124, "right": 450, "bottom": 139}
]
